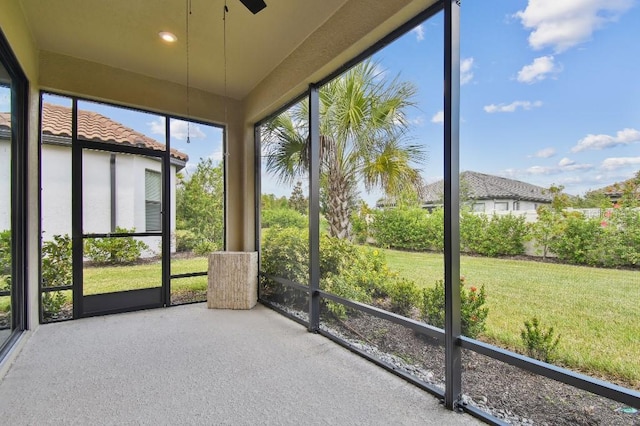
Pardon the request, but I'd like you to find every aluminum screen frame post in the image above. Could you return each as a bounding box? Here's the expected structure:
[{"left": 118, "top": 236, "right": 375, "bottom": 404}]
[
  {"left": 308, "top": 84, "right": 321, "bottom": 332},
  {"left": 444, "top": 0, "right": 462, "bottom": 411}
]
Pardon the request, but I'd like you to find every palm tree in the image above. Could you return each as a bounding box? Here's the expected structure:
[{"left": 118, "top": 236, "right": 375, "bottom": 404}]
[{"left": 262, "top": 60, "right": 426, "bottom": 239}]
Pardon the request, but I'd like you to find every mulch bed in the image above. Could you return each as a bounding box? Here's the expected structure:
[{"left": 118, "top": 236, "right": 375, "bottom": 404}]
[{"left": 333, "top": 309, "right": 639, "bottom": 425}]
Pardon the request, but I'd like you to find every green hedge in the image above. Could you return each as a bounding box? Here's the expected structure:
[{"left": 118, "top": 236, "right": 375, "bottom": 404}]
[
  {"left": 371, "top": 208, "right": 527, "bottom": 257},
  {"left": 371, "top": 207, "right": 444, "bottom": 251},
  {"left": 546, "top": 208, "right": 640, "bottom": 267},
  {"left": 371, "top": 206, "right": 640, "bottom": 267}
]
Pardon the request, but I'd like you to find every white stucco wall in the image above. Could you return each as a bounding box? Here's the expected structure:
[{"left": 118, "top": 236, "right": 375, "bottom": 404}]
[
  {"left": 41, "top": 145, "right": 177, "bottom": 255},
  {"left": 41, "top": 144, "right": 72, "bottom": 237},
  {"left": 82, "top": 149, "right": 111, "bottom": 234},
  {"left": 472, "top": 199, "right": 543, "bottom": 213}
]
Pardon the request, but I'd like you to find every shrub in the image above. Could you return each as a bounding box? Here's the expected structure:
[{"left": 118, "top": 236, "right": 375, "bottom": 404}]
[
  {"left": 0, "top": 230, "right": 10, "bottom": 292},
  {"left": 372, "top": 207, "right": 443, "bottom": 251},
  {"left": 194, "top": 240, "right": 219, "bottom": 256},
  {"left": 420, "top": 276, "right": 488, "bottom": 339},
  {"left": 260, "top": 227, "right": 397, "bottom": 315},
  {"left": 350, "top": 212, "right": 369, "bottom": 244},
  {"left": 520, "top": 317, "right": 561, "bottom": 362},
  {"left": 386, "top": 277, "right": 420, "bottom": 316},
  {"left": 175, "top": 229, "right": 199, "bottom": 252},
  {"left": 547, "top": 212, "right": 600, "bottom": 265},
  {"left": 84, "top": 227, "right": 149, "bottom": 264},
  {"left": 461, "top": 212, "right": 527, "bottom": 257},
  {"left": 42, "top": 291, "right": 66, "bottom": 319},
  {"left": 322, "top": 239, "right": 393, "bottom": 299},
  {"left": 593, "top": 207, "right": 640, "bottom": 267},
  {"left": 0, "top": 230, "right": 11, "bottom": 276},
  {"left": 261, "top": 208, "right": 307, "bottom": 229},
  {"left": 527, "top": 206, "right": 563, "bottom": 259},
  {"left": 261, "top": 227, "right": 309, "bottom": 284},
  {"left": 42, "top": 234, "right": 73, "bottom": 288},
  {"left": 321, "top": 274, "right": 371, "bottom": 318}
]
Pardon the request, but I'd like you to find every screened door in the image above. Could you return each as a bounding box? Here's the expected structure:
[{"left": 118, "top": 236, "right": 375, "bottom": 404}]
[{"left": 78, "top": 147, "right": 166, "bottom": 316}]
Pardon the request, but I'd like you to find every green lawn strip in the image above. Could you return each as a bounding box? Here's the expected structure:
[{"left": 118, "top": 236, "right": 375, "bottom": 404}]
[
  {"left": 82, "top": 256, "right": 209, "bottom": 295},
  {"left": 383, "top": 249, "right": 640, "bottom": 387},
  {"left": 169, "top": 256, "right": 208, "bottom": 275},
  {"left": 0, "top": 295, "right": 10, "bottom": 312},
  {"left": 171, "top": 275, "right": 208, "bottom": 293}
]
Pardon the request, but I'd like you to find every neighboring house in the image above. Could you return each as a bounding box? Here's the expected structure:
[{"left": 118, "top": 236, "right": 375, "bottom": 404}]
[
  {"left": 0, "top": 103, "right": 188, "bottom": 250},
  {"left": 421, "top": 171, "right": 552, "bottom": 212},
  {"left": 587, "top": 172, "right": 640, "bottom": 205}
]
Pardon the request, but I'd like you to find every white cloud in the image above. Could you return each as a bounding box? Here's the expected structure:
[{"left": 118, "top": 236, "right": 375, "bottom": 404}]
[
  {"left": 526, "top": 165, "right": 555, "bottom": 175},
  {"left": 508, "top": 161, "right": 594, "bottom": 177},
  {"left": 571, "top": 128, "right": 640, "bottom": 152},
  {"left": 411, "top": 25, "right": 425, "bottom": 41},
  {"left": 148, "top": 118, "right": 206, "bottom": 141},
  {"left": 460, "top": 57, "right": 474, "bottom": 85},
  {"left": 484, "top": 100, "right": 542, "bottom": 113},
  {"left": 515, "top": 0, "right": 633, "bottom": 52},
  {"left": 209, "top": 148, "right": 224, "bottom": 163},
  {"left": 532, "top": 147, "right": 556, "bottom": 158},
  {"left": 409, "top": 116, "right": 425, "bottom": 126},
  {"left": 558, "top": 157, "right": 575, "bottom": 167},
  {"left": 601, "top": 157, "right": 640, "bottom": 170},
  {"left": 431, "top": 110, "right": 444, "bottom": 124},
  {"left": 517, "top": 56, "right": 558, "bottom": 83}
]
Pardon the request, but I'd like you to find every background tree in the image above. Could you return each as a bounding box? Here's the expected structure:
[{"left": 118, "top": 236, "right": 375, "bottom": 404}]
[
  {"left": 620, "top": 170, "right": 640, "bottom": 207},
  {"left": 289, "top": 181, "right": 307, "bottom": 214},
  {"left": 572, "top": 190, "right": 612, "bottom": 209},
  {"left": 263, "top": 60, "right": 426, "bottom": 239},
  {"left": 261, "top": 193, "right": 289, "bottom": 210},
  {"left": 176, "top": 158, "right": 224, "bottom": 252}
]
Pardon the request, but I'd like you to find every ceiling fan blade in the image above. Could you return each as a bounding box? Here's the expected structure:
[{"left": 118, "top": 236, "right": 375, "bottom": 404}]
[{"left": 238, "top": 0, "right": 267, "bottom": 14}]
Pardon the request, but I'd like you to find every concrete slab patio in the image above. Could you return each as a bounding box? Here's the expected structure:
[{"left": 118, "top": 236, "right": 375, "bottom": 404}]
[{"left": 0, "top": 303, "right": 481, "bottom": 425}]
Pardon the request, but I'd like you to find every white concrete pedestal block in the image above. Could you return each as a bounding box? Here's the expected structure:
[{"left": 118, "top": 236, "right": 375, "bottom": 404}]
[{"left": 207, "top": 251, "right": 258, "bottom": 310}]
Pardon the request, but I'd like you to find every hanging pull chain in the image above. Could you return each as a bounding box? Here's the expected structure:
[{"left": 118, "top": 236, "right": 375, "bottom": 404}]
[
  {"left": 186, "top": 0, "right": 192, "bottom": 143},
  {"left": 223, "top": 1, "right": 229, "bottom": 134}
]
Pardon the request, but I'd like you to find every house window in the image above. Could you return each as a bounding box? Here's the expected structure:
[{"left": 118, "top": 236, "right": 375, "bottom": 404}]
[
  {"left": 472, "top": 203, "right": 485, "bottom": 212},
  {"left": 513, "top": 201, "right": 520, "bottom": 211},
  {"left": 495, "top": 202, "right": 508, "bottom": 211},
  {"left": 145, "top": 169, "right": 161, "bottom": 231}
]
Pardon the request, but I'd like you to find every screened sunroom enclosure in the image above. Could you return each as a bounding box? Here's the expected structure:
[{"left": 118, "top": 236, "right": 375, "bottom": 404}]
[{"left": 1, "top": 0, "right": 639, "bottom": 424}]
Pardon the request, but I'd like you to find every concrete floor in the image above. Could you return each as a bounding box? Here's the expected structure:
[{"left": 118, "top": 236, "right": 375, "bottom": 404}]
[{"left": 0, "top": 303, "right": 481, "bottom": 425}]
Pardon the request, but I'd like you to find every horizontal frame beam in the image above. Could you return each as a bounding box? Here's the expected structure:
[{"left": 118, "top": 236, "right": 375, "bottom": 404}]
[
  {"left": 460, "top": 337, "right": 640, "bottom": 408},
  {"left": 259, "top": 271, "right": 640, "bottom": 409}
]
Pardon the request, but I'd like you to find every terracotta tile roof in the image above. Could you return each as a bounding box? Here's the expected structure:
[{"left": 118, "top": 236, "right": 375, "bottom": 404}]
[
  {"left": 1, "top": 104, "right": 188, "bottom": 162},
  {"left": 422, "top": 171, "right": 553, "bottom": 204},
  {"left": 0, "top": 111, "right": 10, "bottom": 131}
]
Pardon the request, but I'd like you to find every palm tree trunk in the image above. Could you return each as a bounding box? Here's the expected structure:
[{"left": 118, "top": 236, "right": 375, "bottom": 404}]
[{"left": 327, "top": 169, "right": 352, "bottom": 239}]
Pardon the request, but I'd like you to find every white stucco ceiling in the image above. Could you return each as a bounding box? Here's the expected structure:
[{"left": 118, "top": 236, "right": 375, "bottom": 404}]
[{"left": 18, "top": 0, "right": 349, "bottom": 100}]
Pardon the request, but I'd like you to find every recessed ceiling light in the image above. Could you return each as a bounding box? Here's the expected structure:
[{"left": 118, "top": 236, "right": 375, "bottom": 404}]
[{"left": 159, "top": 31, "right": 178, "bottom": 43}]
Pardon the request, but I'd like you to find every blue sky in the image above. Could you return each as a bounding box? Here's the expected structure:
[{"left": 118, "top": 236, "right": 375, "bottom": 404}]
[
  {"left": 261, "top": 0, "right": 640, "bottom": 204},
  {"left": 395, "top": 0, "right": 640, "bottom": 197},
  {"left": 26, "top": 1, "right": 640, "bottom": 205}
]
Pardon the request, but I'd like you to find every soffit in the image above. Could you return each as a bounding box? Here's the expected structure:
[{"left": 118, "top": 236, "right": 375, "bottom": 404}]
[{"left": 18, "top": 0, "right": 348, "bottom": 100}]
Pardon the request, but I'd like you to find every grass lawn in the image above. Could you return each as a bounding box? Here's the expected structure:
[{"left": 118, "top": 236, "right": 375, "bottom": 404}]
[
  {"left": 383, "top": 249, "right": 640, "bottom": 388},
  {"left": 81, "top": 256, "right": 209, "bottom": 296}
]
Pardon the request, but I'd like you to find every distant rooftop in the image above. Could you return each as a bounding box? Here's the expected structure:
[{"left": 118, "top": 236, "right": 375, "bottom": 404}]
[
  {"left": 422, "top": 171, "right": 553, "bottom": 204},
  {"left": 588, "top": 172, "right": 640, "bottom": 198}
]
